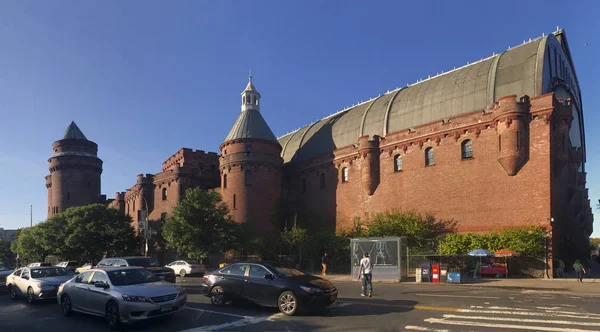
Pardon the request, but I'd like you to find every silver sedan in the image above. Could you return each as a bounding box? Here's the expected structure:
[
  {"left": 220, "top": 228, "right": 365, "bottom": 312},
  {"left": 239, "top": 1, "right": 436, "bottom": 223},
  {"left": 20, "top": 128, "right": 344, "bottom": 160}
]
[
  {"left": 5, "top": 266, "right": 74, "bottom": 304},
  {"left": 57, "top": 267, "right": 187, "bottom": 329}
]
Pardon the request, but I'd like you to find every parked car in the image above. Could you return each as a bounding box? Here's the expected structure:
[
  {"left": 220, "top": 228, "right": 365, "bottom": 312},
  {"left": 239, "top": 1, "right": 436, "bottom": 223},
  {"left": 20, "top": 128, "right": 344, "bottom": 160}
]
[
  {"left": 57, "top": 267, "right": 187, "bottom": 329},
  {"left": 5, "top": 266, "right": 74, "bottom": 304},
  {"left": 56, "top": 261, "right": 80, "bottom": 273},
  {"left": 0, "top": 265, "right": 15, "bottom": 293},
  {"left": 27, "top": 262, "right": 52, "bottom": 267},
  {"left": 75, "top": 262, "right": 97, "bottom": 274},
  {"left": 166, "top": 260, "right": 206, "bottom": 277},
  {"left": 200, "top": 261, "right": 337, "bottom": 316},
  {"left": 97, "top": 257, "right": 176, "bottom": 283}
]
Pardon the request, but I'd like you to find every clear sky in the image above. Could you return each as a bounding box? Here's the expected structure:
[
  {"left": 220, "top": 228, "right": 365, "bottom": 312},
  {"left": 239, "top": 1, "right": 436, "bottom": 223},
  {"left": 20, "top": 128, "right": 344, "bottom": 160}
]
[{"left": 0, "top": 1, "right": 598, "bottom": 235}]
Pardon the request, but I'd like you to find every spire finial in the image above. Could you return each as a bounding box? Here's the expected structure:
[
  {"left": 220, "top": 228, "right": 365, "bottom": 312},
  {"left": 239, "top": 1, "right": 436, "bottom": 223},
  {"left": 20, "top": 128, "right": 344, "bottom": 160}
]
[{"left": 249, "top": 69, "right": 252, "bottom": 83}]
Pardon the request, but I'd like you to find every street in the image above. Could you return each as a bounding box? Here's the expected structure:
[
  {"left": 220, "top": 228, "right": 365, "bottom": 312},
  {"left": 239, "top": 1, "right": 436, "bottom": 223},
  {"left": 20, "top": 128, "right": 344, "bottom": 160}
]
[{"left": 2, "top": 278, "right": 600, "bottom": 331}]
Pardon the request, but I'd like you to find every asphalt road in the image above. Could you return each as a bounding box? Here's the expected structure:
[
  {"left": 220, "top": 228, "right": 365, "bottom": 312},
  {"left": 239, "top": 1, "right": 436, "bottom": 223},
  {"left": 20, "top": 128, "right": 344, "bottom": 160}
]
[{"left": 2, "top": 277, "right": 600, "bottom": 331}]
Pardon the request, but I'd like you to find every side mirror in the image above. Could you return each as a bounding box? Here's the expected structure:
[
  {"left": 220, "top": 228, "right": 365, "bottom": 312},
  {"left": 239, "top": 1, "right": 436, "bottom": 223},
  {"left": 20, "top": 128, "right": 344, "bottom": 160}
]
[
  {"left": 94, "top": 281, "right": 109, "bottom": 289},
  {"left": 264, "top": 274, "right": 275, "bottom": 280}
]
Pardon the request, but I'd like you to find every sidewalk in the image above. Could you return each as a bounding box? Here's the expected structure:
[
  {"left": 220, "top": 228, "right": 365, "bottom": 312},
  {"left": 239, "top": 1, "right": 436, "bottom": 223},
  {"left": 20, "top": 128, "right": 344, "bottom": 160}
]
[{"left": 320, "top": 274, "right": 600, "bottom": 295}]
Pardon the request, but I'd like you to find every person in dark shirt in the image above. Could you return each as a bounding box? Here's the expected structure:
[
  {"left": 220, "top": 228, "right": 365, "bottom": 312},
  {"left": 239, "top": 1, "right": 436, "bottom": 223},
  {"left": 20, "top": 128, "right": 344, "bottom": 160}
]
[{"left": 321, "top": 253, "right": 329, "bottom": 275}]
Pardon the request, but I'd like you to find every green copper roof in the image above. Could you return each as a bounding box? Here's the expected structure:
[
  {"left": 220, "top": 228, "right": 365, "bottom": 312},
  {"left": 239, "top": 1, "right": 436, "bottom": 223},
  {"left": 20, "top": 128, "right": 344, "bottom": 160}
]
[
  {"left": 62, "top": 121, "right": 88, "bottom": 140},
  {"left": 224, "top": 109, "right": 278, "bottom": 143}
]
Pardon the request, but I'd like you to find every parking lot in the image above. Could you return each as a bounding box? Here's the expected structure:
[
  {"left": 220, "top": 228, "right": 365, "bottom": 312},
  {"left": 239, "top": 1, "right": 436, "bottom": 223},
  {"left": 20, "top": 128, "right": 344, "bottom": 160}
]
[{"left": 3, "top": 277, "right": 600, "bottom": 331}]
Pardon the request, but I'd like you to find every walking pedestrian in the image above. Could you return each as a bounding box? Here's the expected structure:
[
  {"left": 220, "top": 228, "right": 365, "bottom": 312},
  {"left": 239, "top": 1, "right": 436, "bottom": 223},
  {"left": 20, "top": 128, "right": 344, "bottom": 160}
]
[
  {"left": 358, "top": 253, "right": 373, "bottom": 297},
  {"left": 573, "top": 259, "right": 586, "bottom": 282},
  {"left": 321, "top": 252, "right": 328, "bottom": 275}
]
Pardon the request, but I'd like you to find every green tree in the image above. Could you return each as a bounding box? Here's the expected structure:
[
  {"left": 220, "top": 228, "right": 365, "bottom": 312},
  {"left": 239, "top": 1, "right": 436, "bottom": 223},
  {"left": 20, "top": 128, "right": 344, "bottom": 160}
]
[
  {"left": 0, "top": 239, "right": 15, "bottom": 265},
  {"left": 11, "top": 226, "right": 48, "bottom": 264},
  {"left": 162, "top": 188, "right": 238, "bottom": 261},
  {"left": 281, "top": 216, "right": 309, "bottom": 265}
]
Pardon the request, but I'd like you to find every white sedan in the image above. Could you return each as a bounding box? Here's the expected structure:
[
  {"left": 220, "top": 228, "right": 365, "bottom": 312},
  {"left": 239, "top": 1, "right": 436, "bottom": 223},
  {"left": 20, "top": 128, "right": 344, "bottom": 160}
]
[{"left": 165, "top": 260, "right": 205, "bottom": 277}]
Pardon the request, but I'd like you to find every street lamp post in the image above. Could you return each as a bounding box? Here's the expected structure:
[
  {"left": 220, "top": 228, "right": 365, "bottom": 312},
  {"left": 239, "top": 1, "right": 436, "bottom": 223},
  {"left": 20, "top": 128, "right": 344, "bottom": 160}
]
[{"left": 140, "top": 196, "right": 150, "bottom": 257}]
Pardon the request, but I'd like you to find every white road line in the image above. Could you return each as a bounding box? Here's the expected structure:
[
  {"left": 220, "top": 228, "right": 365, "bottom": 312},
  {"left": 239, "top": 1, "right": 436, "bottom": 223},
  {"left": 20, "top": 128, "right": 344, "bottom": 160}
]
[
  {"left": 457, "top": 309, "right": 600, "bottom": 320},
  {"left": 414, "top": 293, "right": 500, "bottom": 299},
  {"left": 177, "top": 312, "right": 283, "bottom": 332},
  {"left": 424, "top": 318, "right": 600, "bottom": 332},
  {"left": 442, "top": 314, "right": 600, "bottom": 326},
  {"left": 184, "top": 306, "right": 254, "bottom": 319},
  {"left": 404, "top": 326, "right": 449, "bottom": 331}
]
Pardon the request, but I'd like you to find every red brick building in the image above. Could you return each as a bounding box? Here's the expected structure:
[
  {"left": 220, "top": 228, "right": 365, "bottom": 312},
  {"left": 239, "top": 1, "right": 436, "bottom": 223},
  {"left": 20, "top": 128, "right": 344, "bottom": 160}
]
[{"left": 48, "top": 29, "right": 592, "bottom": 262}]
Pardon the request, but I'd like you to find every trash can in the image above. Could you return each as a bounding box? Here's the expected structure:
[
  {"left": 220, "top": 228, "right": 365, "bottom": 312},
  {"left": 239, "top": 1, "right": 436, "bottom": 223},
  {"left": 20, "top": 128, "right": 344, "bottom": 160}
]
[{"left": 432, "top": 264, "right": 440, "bottom": 283}]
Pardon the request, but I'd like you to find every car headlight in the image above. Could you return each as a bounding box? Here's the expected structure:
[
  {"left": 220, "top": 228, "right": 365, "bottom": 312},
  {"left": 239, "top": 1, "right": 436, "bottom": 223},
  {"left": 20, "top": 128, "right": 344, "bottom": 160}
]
[
  {"left": 122, "top": 295, "right": 153, "bottom": 303},
  {"left": 300, "top": 286, "right": 323, "bottom": 293}
]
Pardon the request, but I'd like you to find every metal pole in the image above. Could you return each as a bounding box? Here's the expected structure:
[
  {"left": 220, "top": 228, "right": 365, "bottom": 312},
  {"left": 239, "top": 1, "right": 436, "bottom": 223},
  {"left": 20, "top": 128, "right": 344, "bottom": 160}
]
[{"left": 142, "top": 196, "right": 149, "bottom": 257}]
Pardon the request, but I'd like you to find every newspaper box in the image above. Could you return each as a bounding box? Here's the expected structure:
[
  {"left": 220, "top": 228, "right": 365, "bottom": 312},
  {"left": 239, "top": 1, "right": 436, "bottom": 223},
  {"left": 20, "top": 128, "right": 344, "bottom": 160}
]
[{"left": 431, "top": 264, "right": 440, "bottom": 283}]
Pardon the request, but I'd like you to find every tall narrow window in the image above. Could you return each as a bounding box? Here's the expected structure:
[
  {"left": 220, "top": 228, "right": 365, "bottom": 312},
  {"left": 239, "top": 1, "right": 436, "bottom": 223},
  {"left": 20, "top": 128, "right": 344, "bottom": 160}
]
[
  {"left": 394, "top": 155, "right": 403, "bottom": 172},
  {"left": 320, "top": 173, "right": 326, "bottom": 189},
  {"left": 425, "top": 147, "right": 434, "bottom": 166},
  {"left": 233, "top": 194, "right": 236, "bottom": 209},
  {"left": 223, "top": 174, "right": 228, "bottom": 189},
  {"left": 162, "top": 188, "right": 167, "bottom": 201},
  {"left": 245, "top": 170, "right": 252, "bottom": 186},
  {"left": 301, "top": 178, "right": 307, "bottom": 193},
  {"left": 461, "top": 140, "right": 473, "bottom": 159},
  {"left": 498, "top": 135, "right": 502, "bottom": 152},
  {"left": 242, "top": 96, "right": 246, "bottom": 104},
  {"left": 342, "top": 167, "right": 349, "bottom": 182}
]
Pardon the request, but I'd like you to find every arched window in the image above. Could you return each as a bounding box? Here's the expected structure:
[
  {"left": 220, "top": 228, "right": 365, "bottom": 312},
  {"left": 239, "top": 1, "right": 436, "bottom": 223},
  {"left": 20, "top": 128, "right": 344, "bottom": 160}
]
[
  {"left": 242, "top": 96, "right": 246, "bottom": 104},
  {"left": 162, "top": 188, "right": 167, "bottom": 201},
  {"left": 394, "top": 154, "right": 403, "bottom": 172},
  {"left": 245, "top": 170, "right": 252, "bottom": 186},
  {"left": 461, "top": 140, "right": 473, "bottom": 159},
  {"left": 320, "top": 173, "right": 326, "bottom": 189},
  {"left": 223, "top": 174, "right": 227, "bottom": 189},
  {"left": 301, "top": 178, "right": 307, "bottom": 193},
  {"left": 342, "top": 167, "right": 349, "bottom": 182},
  {"left": 425, "top": 147, "right": 434, "bottom": 166}
]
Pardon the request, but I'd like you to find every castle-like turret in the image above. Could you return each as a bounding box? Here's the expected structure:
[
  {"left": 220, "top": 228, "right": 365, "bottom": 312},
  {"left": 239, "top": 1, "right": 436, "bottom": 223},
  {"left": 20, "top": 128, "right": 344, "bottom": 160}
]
[
  {"left": 493, "top": 95, "right": 531, "bottom": 176},
  {"left": 47, "top": 122, "right": 103, "bottom": 217},
  {"left": 219, "top": 75, "right": 283, "bottom": 232},
  {"left": 358, "top": 135, "right": 381, "bottom": 195}
]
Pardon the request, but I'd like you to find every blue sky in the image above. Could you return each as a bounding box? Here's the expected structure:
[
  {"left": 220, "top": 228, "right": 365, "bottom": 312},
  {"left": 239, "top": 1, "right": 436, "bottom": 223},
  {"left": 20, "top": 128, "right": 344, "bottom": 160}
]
[{"left": 0, "top": 1, "right": 598, "bottom": 235}]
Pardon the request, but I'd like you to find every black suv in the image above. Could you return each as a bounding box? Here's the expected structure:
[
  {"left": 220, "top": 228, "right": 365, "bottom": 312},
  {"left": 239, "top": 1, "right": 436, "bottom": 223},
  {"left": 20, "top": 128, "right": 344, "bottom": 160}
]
[{"left": 97, "top": 256, "right": 176, "bottom": 283}]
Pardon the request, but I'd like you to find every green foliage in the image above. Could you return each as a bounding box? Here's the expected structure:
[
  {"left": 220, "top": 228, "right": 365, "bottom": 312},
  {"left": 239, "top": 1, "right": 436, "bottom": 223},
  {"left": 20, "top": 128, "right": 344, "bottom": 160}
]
[
  {"left": 11, "top": 204, "right": 139, "bottom": 264},
  {"left": 438, "top": 225, "right": 547, "bottom": 256},
  {"left": 12, "top": 205, "right": 138, "bottom": 263},
  {"left": 0, "top": 239, "right": 15, "bottom": 265},
  {"left": 162, "top": 188, "right": 238, "bottom": 261}
]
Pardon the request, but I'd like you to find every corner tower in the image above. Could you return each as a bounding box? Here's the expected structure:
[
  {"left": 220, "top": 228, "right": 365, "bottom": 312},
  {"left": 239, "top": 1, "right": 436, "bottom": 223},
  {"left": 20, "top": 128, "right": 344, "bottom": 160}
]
[
  {"left": 219, "top": 76, "right": 283, "bottom": 232},
  {"left": 47, "top": 121, "right": 103, "bottom": 217}
]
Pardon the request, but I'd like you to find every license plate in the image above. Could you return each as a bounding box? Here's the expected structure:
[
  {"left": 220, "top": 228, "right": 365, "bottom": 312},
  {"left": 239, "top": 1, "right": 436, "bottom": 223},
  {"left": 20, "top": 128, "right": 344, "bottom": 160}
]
[{"left": 161, "top": 304, "right": 172, "bottom": 312}]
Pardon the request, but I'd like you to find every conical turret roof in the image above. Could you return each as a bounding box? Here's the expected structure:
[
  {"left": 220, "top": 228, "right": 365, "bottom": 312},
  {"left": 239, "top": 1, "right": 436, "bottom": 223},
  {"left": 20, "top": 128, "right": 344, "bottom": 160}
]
[
  {"left": 62, "top": 121, "right": 88, "bottom": 140},
  {"left": 224, "top": 109, "right": 278, "bottom": 142}
]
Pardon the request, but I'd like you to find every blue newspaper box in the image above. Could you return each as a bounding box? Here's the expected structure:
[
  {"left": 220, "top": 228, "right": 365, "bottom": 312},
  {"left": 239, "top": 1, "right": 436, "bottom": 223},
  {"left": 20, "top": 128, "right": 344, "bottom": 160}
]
[
  {"left": 447, "top": 272, "right": 461, "bottom": 284},
  {"left": 421, "top": 262, "right": 431, "bottom": 282}
]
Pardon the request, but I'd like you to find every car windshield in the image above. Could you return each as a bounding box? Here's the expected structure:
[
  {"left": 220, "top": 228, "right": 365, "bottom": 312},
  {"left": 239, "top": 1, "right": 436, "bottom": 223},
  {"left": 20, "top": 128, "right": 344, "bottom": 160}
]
[
  {"left": 107, "top": 268, "right": 160, "bottom": 286},
  {"left": 125, "top": 258, "right": 161, "bottom": 267},
  {"left": 31, "top": 267, "right": 70, "bottom": 278},
  {"left": 273, "top": 266, "right": 306, "bottom": 277}
]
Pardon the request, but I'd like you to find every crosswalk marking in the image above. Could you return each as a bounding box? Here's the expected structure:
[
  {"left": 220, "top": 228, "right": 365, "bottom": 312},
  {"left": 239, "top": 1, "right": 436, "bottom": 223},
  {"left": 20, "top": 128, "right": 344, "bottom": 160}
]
[
  {"left": 442, "top": 314, "right": 600, "bottom": 326},
  {"left": 423, "top": 318, "right": 600, "bottom": 332},
  {"left": 405, "top": 305, "right": 600, "bottom": 332}
]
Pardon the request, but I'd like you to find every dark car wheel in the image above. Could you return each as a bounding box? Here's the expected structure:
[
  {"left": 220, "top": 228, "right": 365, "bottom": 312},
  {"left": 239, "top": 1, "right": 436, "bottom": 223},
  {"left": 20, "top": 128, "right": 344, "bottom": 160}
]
[
  {"left": 210, "top": 286, "right": 225, "bottom": 306},
  {"left": 61, "top": 294, "right": 73, "bottom": 317},
  {"left": 106, "top": 301, "right": 120, "bottom": 329},
  {"left": 9, "top": 285, "right": 17, "bottom": 300},
  {"left": 278, "top": 291, "right": 298, "bottom": 316},
  {"left": 179, "top": 269, "right": 186, "bottom": 277},
  {"left": 27, "top": 287, "right": 36, "bottom": 304}
]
